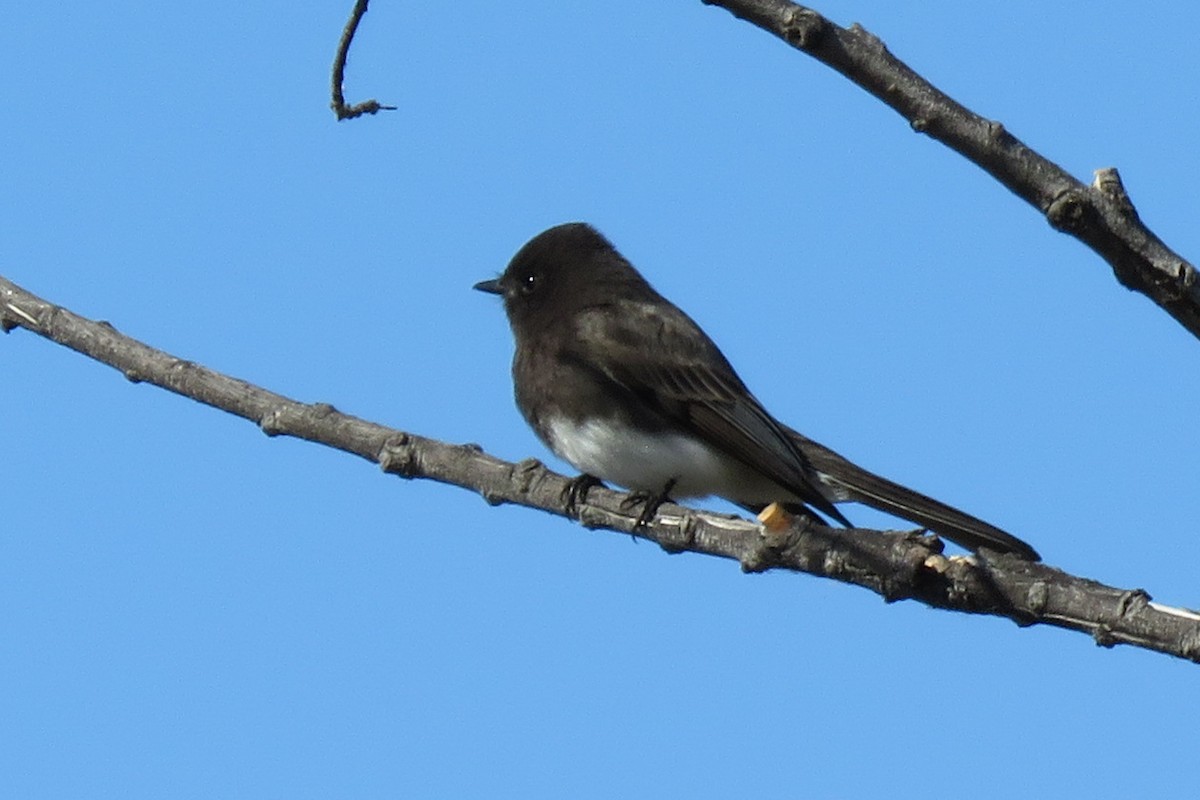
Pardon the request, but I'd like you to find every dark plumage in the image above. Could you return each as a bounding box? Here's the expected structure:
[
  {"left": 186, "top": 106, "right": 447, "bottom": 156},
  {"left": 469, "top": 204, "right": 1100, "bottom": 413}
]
[{"left": 475, "top": 222, "right": 1040, "bottom": 561}]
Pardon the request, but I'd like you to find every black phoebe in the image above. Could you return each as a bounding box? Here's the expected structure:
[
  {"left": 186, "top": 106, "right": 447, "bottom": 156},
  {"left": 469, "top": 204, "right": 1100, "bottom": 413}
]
[{"left": 475, "top": 222, "right": 1040, "bottom": 561}]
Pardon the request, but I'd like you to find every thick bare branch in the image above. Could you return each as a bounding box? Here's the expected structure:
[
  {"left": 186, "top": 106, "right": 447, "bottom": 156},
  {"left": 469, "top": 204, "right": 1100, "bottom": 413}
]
[
  {"left": 4, "top": 274, "right": 1199, "bottom": 663},
  {"left": 703, "top": 0, "right": 1200, "bottom": 339}
]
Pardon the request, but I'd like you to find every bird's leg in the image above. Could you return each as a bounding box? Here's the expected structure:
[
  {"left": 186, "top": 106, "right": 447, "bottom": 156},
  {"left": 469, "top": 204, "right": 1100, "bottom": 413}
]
[
  {"left": 620, "top": 478, "right": 677, "bottom": 530},
  {"left": 562, "top": 473, "right": 605, "bottom": 519}
]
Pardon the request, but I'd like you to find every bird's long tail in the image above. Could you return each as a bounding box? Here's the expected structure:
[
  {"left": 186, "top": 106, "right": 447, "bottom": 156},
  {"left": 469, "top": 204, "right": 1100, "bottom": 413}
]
[{"left": 783, "top": 426, "right": 1040, "bottom": 561}]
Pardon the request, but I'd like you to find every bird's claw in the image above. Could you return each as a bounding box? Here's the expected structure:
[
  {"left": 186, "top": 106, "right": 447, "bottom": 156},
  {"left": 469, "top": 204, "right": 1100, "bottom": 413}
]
[
  {"left": 620, "top": 478, "right": 677, "bottom": 530},
  {"left": 563, "top": 473, "right": 604, "bottom": 519}
]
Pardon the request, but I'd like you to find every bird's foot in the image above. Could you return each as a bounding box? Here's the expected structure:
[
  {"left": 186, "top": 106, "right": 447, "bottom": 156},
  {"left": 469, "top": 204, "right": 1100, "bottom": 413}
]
[
  {"left": 620, "top": 478, "right": 677, "bottom": 530},
  {"left": 562, "top": 473, "right": 604, "bottom": 519}
]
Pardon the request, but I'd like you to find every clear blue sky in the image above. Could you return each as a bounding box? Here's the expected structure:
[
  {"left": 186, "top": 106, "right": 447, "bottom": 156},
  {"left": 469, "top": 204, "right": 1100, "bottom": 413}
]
[{"left": 4, "top": 2, "right": 1198, "bottom": 797}]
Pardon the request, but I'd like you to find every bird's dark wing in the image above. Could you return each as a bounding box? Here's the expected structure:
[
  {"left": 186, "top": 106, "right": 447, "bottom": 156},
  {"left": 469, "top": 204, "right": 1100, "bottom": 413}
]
[
  {"left": 572, "top": 300, "right": 850, "bottom": 525},
  {"left": 785, "top": 425, "right": 1040, "bottom": 560}
]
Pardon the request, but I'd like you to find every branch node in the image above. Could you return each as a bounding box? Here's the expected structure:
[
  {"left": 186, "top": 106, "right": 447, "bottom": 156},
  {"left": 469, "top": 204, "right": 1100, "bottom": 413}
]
[
  {"left": 847, "top": 23, "right": 891, "bottom": 59},
  {"left": 1092, "top": 167, "right": 1139, "bottom": 220},
  {"left": 780, "top": 7, "right": 827, "bottom": 49},
  {"left": 511, "top": 457, "right": 545, "bottom": 494},
  {"left": 678, "top": 512, "right": 700, "bottom": 548},
  {"left": 1025, "top": 580, "right": 1050, "bottom": 615},
  {"left": 379, "top": 433, "right": 420, "bottom": 479},
  {"left": 332, "top": 100, "right": 398, "bottom": 121},
  {"left": 740, "top": 523, "right": 783, "bottom": 574},
  {"left": 756, "top": 501, "right": 791, "bottom": 536},
  {"left": 1093, "top": 624, "right": 1117, "bottom": 649},
  {"left": 1046, "top": 189, "right": 1087, "bottom": 232},
  {"left": 923, "top": 553, "right": 950, "bottom": 574},
  {"left": 1092, "top": 590, "right": 1152, "bottom": 649},
  {"left": 1092, "top": 166, "right": 1124, "bottom": 198},
  {"left": 1177, "top": 262, "right": 1197, "bottom": 293},
  {"left": 656, "top": 511, "right": 702, "bottom": 554},
  {"left": 259, "top": 409, "right": 283, "bottom": 436},
  {"left": 906, "top": 528, "right": 943, "bottom": 553},
  {"left": 1116, "top": 589, "right": 1152, "bottom": 619},
  {"left": 739, "top": 552, "right": 769, "bottom": 574}
]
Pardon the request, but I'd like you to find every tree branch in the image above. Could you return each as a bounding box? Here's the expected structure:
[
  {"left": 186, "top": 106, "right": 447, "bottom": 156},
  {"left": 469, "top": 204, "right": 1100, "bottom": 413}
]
[
  {"left": 703, "top": 0, "right": 1200, "bottom": 339},
  {"left": 330, "top": 0, "right": 396, "bottom": 120},
  {"left": 4, "top": 274, "right": 1199, "bottom": 663}
]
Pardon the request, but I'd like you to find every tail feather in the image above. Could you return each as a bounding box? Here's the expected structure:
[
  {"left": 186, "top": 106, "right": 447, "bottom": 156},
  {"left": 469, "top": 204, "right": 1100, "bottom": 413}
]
[{"left": 784, "top": 427, "right": 1040, "bottom": 561}]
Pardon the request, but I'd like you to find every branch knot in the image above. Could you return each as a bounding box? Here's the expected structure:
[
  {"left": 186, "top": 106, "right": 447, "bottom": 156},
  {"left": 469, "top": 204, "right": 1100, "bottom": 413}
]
[
  {"left": 781, "top": 8, "right": 827, "bottom": 49},
  {"left": 1046, "top": 189, "right": 1088, "bottom": 232},
  {"left": 379, "top": 433, "right": 420, "bottom": 479}
]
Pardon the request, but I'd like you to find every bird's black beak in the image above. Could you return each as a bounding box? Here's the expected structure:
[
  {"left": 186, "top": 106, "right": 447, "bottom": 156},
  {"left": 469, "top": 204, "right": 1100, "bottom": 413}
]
[{"left": 473, "top": 278, "right": 503, "bottom": 295}]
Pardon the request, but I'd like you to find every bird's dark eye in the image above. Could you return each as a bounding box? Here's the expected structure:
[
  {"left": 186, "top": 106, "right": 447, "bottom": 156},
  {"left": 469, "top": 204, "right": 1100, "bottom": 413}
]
[{"left": 519, "top": 272, "right": 538, "bottom": 295}]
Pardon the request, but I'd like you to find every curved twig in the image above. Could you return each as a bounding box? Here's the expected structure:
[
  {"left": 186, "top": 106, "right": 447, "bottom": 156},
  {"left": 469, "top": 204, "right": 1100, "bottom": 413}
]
[{"left": 330, "top": 0, "right": 396, "bottom": 120}]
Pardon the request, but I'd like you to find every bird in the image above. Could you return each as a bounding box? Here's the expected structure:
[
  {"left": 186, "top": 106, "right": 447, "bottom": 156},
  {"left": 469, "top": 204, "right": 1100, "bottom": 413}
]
[{"left": 474, "top": 222, "right": 1040, "bottom": 561}]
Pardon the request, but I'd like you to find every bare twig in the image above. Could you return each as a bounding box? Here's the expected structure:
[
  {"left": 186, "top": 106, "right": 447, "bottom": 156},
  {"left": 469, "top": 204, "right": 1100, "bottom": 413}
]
[
  {"left": 4, "top": 274, "right": 1199, "bottom": 663},
  {"left": 331, "top": 0, "right": 396, "bottom": 120},
  {"left": 703, "top": 0, "right": 1200, "bottom": 339}
]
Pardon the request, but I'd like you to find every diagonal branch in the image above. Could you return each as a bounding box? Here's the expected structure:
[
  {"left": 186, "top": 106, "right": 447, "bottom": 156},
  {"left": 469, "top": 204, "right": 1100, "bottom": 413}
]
[
  {"left": 703, "top": 0, "right": 1200, "bottom": 339},
  {"left": 4, "top": 274, "right": 1199, "bottom": 663}
]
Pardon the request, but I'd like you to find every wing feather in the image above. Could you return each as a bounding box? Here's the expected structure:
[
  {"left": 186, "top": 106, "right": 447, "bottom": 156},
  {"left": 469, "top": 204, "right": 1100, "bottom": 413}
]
[{"left": 573, "top": 301, "right": 848, "bottom": 524}]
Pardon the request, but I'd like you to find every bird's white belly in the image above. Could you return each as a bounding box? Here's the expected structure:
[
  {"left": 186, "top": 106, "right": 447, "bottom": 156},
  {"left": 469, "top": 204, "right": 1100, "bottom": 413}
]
[{"left": 545, "top": 416, "right": 786, "bottom": 502}]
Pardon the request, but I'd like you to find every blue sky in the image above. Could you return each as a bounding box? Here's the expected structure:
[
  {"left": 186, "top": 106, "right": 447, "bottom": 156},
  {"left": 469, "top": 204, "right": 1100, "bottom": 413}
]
[{"left": 4, "top": 2, "right": 1198, "bottom": 797}]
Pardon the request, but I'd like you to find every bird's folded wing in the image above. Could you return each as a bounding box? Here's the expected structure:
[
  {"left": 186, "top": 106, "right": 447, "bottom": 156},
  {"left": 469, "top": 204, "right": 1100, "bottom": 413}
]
[{"left": 573, "top": 302, "right": 848, "bottom": 524}]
